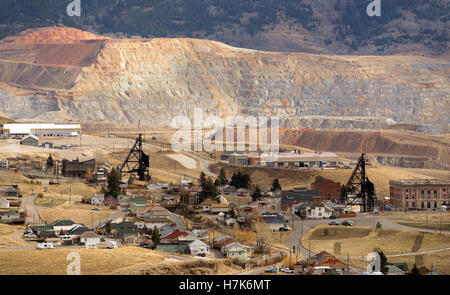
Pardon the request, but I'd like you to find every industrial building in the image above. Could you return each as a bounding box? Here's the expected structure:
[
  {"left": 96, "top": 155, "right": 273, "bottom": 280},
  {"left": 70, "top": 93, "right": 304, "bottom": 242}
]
[
  {"left": 1, "top": 123, "right": 81, "bottom": 138},
  {"left": 389, "top": 179, "right": 450, "bottom": 210}
]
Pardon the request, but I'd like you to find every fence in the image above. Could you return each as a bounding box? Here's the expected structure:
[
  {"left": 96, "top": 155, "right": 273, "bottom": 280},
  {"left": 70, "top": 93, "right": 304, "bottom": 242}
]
[{"left": 233, "top": 252, "right": 286, "bottom": 269}]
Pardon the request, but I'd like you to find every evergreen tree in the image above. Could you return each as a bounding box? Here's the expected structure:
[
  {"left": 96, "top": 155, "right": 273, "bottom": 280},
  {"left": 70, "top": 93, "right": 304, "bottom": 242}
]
[
  {"left": 218, "top": 167, "right": 228, "bottom": 185},
  {"left": 252, "top": 185, "right": 262, "bottom": 201},
  {"left": 46, "top": 154, "right": 55, "bottom": 168},
  {"left": 270, "top": 178, "right": 282, "bottom": 191},
  {"left": 151, "top": 226, "right": 161, "bottom": 245},
  {"left": 200, "top": 176, "right": 218, "bottom": 202},
  {"left": 106, "top": 167, "right": 121, "bottom": 198},
  {"left": 199, "top": 171, "right": 207, "bottom": 187}
]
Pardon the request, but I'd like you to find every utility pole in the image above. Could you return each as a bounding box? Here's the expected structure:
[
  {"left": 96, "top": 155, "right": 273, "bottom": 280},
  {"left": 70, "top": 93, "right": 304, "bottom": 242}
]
[
  {"left": 69, "top": 187, "right": 72, "bottom": 207},
  {"left": 91, "top": 212, "right": 93, "bottom": 229},
  {"left": 440, "top": 209, "right": 443, "bottom": 234}
]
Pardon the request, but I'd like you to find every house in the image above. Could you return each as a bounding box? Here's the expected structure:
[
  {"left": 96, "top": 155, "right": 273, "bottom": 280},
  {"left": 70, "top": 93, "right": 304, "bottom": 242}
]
[
  {"left": 0, "top": 160, "right": 9, "bottom": 170},
  {"left": 213, "top": 234, "right": 232, "bottom": 248},
  {"left": 40, "top": 142, "right": 54, "bottom": 149},
  {"left": 39, "top": 230, "right": 61, "bottom": 245},
  {"left": 0, "top": 185, "right": 19, "bottom": 197},
  {"left": 261, "top": 214, "right": 286, "bottom": 231},
  {"left": 161, "top": 231, "right": 189, "bottom": 244},
  {"left": 280, "top": 188, "right": 320, "bottom": 212},
  {"left": 94, "top": 168, "right": 108, "bottom": 185},
  {"left": 50, "top": 219, "right": 77, "bottom": 234},
  {"left": 59, "top": 226, "right": 92, "bottom": 244},
  {"left": 197, "top": 199, "right": 216, "bottom": 213},
  {"left": 88, "top": 194, "right": 104, "bottom": 206},
  {"left": 210, "top": 203, "right": 230, "bottom": 214},
  {"left": 297, "top": 203, "right": 333, "bottom": 219},
  {"left": 224, "top": 242, "right": 253, "bottom": 260},
  {"left": 129, "top": 196, "right": 148, "bottom": 213},
  {"left": 110, "top": 221, "right": 138, "bottom": 239},
  {"left": 0, "top": 210, "right": 21, "bottom": 222},
  {"left": 218, "top": 185, "right": 236, "bottom": 195},
  {"left": 159, "top": 224, "right": 176, "bottom": 238},
  {"left": 296, "top": 251, "right": 347, "bottom": 274},
  {"left": 102, "top": 196, "right": 119, "bottom": 207},
  {"left": 236, "top": 188, "right": 251, "bottom": 197},
  {"left": 124, "top": 235, "right": 138, "bottom": 245},
  {"left": 61, "top": 158, "right": 96, "bottom": 178},
  {"left": 20, "top": 134, "right": 39, "bottom": 147},
  {"left": 79, "top": 231, "right": 101, "bottom": 247},
  {"left": 0, "top": 197, "right": 9, "bottom": 209},
  {"left": 189, "top": 239, "right": 210, "bottom": 256}
]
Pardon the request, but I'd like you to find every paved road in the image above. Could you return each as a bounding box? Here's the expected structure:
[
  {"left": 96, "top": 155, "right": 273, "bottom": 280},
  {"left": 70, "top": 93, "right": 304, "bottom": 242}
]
[{"left": 182, "top": 151, "right": 217, "bottom": 178}]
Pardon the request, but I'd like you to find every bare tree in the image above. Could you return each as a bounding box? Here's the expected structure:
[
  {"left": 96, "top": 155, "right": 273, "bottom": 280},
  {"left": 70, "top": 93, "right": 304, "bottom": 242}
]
[{"left": 254, "top": 221, "right": 272, "bottom": 254}]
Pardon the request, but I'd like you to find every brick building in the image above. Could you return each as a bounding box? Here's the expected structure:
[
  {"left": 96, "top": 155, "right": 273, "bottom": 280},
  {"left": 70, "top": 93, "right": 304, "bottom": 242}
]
[
  {"left": 389, "top": 179, "right": 450, "bottom": 210},
  {"left": 311, "top": 176, "right": 341, "bottom": 201}
]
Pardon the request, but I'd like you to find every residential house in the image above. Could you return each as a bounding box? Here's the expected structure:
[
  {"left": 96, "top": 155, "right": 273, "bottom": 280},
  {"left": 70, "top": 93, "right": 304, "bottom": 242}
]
[
  {"left": 110, "top": 221, "right": 138, "bottom": 239},
  {"left": 178, "top": 234, "right": 199, "bottom": 253},
  {"left": 210, "top": 203, "right": 230, "bottom": 214},
  {"left": 224, "top": 242, "right": 253, "bottom": 260},
  {"left": 297, "top": 203, "right": 333, "bottom": 219},
  {"left": 95, "top": 168, "right": 108, "bottom": 185},
  {"left": 20, "top": 134, "right": 39, "bottom": 147},
  {"left": 102, "top": 196, "right": 119, "bottom": 207},
  {"left": 159, "top": 224, "right": 176, "bottom": 238},
  {"left": 296, "top": 251, "right": 347, "bottom": 274},
  {"left": 61, "top": 158, "right": 96, "bottom": 178},
  {"left": 218, "top": 185, "right": 236, "bottom": 195},
  {"left": 0, "top": 160, "right": 8, "bottom": 170},
  {"left": 189, "top": 239, "right": 210, "bottom": 256},
  {"left": 0, "top": 197, "right": 9, "bottom": 209},
  {"left": 261, "top": 213, "right": 287, "bottom": 231},
  {"left": 386, "top": 264, "right": 406, "bottom": 275},
  {"left": 59, "top": 226, "right": 92, "bottom": 244},
  {"left": 0, "top": 185, "right": 19, "bottom": 197},
  {"left": 161, "top": 231, "right": 189, "bottom": 244},
  {"left": 280, "top": 188, "right": 320, "bottom": 213},
  {"left": 88, "top": 194, "right": 104, "bottom": 206},
  {"left": 197, "top": 199, "right": 216, "bottom": 213},
  {"left": 80, "top": 231, "right": 101, "bottom": 247},
  {"left": 236, "top": 188, "right": 251, "bottom": 197},
  {"left": 40, "top": 142, "right": 53, "bottom": 149},
  {"left": 213, "top": 234, "right": 232, "bottom": 248},
  {"left": 40, "top": 230, "right": 61, "bottom": 245},
  {"left": 129, "top": 196, "right": 148, "bottom": 213},
  {"left": 0, "top": 210, "right": 21, "bottom": 223},
  {"left": 51, "top": 219, "right": 77, "bottom": 234}
]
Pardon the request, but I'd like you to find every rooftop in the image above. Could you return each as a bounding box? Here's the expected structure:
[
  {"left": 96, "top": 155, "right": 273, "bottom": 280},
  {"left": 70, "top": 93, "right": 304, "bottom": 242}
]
[{"left": 390, "top": 179, "right": 450, "bottom": 186}]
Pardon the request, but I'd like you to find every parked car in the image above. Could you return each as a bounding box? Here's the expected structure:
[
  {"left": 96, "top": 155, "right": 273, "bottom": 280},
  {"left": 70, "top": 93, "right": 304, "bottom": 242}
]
[
  {"left": 107, "top": 233, "right": 115, "bottom": 238},
  {"left": 24, "top": 233, "right": 37, "bottom": 239},
  {"left": 264, "top": 267, "right": 279, "bottom": 273},
  {"left": 279, "top": 227, "right": 289, "bottom": 232},
  {"left": 92, "top": 208, "right": 101, "bottom": 211},
  {"left": 342, "top": 220, "right": 354, "bottom": 226},
  {"left": 105, "top": 241, "right": 118, "bottom": 249},
  {"left": 281, "top": 268, "right": 295, "bottom": 273},
  {"left": 329, "top": 215, "right": 337, "bottom": 219},
  {"left": 36, "top": 242, "right": 54, "bottom": 250},
  {"left": 328, "top": 221, "right": 339, "bottom": 226}
]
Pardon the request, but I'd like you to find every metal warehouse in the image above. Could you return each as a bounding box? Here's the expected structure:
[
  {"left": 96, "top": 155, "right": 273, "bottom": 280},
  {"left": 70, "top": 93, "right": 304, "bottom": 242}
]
[{"left": 1, "top": 123, "right": 81, "bottom": 137}]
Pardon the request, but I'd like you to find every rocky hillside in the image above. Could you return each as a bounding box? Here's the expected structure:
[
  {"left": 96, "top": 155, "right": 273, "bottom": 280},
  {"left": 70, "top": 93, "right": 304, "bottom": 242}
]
[
  {"left": 0, "top": 0, "right": 448, "bottom": 56},
  {"left": 0, "top": 27, "right": 448, "bottom": 134}
]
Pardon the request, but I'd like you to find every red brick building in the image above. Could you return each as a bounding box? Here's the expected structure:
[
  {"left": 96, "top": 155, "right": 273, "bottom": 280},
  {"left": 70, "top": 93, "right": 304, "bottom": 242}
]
[
  {"left": 311, "top": 176, "right": 341, "bottom": 201},
  {"left": 389, "top": 179, "right": 450, "bottom": 210}
]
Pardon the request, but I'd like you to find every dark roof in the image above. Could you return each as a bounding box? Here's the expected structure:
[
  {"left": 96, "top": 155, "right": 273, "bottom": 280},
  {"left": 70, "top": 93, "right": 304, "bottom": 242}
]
[
  {"left": 50, "top": 219, "right": 75, "bottom": 226},
  {"left": 66, "top": 226, "right": 91, "bottom": 236},
  {"left": 281, "top": 189, "right": 320, "bottom": 206},
  {"left": 262, "top": 216, "right": 285, "bottom": 224},
  {"left": 39, "top": 230, "right": 57, "bottom": 238}
]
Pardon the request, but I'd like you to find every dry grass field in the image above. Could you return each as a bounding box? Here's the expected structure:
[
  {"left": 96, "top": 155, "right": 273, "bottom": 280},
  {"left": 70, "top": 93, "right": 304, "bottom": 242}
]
[
  {"left": 0, "top": 224, "right": 34, "bottom": 248},
  {"left": 211, "top": 163, "right": 449, "bottom": 194},
  {"left": 0, "top": 247, "right": 166, "bottom": 275},
  {"left": 38, "top": 203, "right": 117, "bottom": 226},
  {"left": 302, "top": 225, "right": 450, "bottom": 274}
]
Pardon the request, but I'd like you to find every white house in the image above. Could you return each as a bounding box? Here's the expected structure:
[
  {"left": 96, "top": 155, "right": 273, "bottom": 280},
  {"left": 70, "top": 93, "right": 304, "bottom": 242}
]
[
  {"left": 189, "top": 239, "right": 210, "bottom": 257},
  {"left": 88, "top": 194, "right": 105, "bottom": 206},
  {"left": 79, "top": 231, "right": 101, "bottom": 247},
  {"left": 51, "top": 219, "right": 78, "bottom": 234},
  {"left": 0, "top": 197, "right": 9, "bottom": 209}
]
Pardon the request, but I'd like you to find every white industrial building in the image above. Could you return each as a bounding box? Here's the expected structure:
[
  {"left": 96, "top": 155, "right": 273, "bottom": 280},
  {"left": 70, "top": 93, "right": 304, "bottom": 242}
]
[
  {"left": 2, "top": 123, "right": 81, "bottom": 137},
  {"left": 259, "top": 151, "right": 339, "bottom": 168}
]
